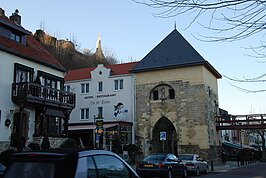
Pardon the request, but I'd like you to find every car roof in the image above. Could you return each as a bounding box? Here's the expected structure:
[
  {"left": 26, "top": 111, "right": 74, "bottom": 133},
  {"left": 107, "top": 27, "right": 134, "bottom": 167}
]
[
  {"left": 178, "top": 154, "right": 197, "bottom": 156},
  {"left": 10, "top": 148, "right": 117, "bottom": 159}
]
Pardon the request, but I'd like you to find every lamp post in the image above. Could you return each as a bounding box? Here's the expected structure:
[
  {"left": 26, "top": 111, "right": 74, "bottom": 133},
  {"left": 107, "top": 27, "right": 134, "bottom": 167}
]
[{"left": 240, "top": 130, "right": 244, "bottom": 166}]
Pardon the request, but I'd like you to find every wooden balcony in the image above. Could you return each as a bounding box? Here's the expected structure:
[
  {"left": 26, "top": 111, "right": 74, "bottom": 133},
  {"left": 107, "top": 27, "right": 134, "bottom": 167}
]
[
  {"left": 12, "top": 82, "right": 75, "bottom": 110},
  {"left": 216, "top": 114, "right": 266, "bottom": 130}
]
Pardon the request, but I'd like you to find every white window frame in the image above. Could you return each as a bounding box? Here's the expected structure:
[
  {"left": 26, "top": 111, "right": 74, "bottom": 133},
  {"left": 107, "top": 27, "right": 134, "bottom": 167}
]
[
  {"left": 80, "top": 108, "right": 89, "bottom": 120},
  {"left": 81, "top": 83, "right": 89, "bottom": 94},
  {"left": 98, "top": 81, "right": 103, "bottom": 92},
  {"left": 98, "top": 107, "right": 103, "bottom": 118},
  {"left": 114, "top": 79, "right": 123, "bottom": 90},
  {"left": 64, "top": 85, "right": 70, "bottom": 92}
]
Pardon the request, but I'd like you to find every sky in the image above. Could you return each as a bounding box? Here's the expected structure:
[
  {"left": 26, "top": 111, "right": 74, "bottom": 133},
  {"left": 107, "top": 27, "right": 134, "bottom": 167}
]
[{"left": 1, "top": 0, "right": 265, "bottom": 115}]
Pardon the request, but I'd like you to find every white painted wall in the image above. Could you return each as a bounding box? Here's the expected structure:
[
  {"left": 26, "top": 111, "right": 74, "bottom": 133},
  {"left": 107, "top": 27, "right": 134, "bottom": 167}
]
[
  {"left": 66, "top": 64, "right": 135, "bottom": 124},
  {"left": 0, "top": 51, "right": 65, "bottom": 142}
]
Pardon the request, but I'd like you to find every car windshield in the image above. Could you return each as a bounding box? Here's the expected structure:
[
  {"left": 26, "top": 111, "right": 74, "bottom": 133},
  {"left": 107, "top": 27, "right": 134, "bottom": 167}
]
[
  {"left": 143, "top": 155, "right": 165, "bottom": 163},
  {"left": 4, "top": 162, "right": 55, "bottom": 178},
  {"left": 178, "top": 155, "right": 193, "bottom": 161}
]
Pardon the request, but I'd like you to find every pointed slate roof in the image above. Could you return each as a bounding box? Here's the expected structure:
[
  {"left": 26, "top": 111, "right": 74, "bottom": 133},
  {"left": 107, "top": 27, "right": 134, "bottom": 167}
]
[{"left": 131, "top": 29, "right": 221, "bottom": 78}]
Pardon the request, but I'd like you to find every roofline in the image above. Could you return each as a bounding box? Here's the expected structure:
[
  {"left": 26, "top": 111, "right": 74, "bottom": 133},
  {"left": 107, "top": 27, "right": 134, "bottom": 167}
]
[
  {"left": 0, "top": 17, "right": 31, "bottom": 35},
  {"left": 130, "top": 61, "right": 221, "bottom": 79},
  {"left": 0, "top": 45, "right": 66, "bottom": 72}
]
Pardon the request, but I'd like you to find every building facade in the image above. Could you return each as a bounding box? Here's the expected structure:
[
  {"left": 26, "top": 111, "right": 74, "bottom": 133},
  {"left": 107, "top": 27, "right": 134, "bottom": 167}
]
[
  {"left": 0, "top": 9, "right": 75, "bottom": 152},
  {"left": 65, "top": 62, "right": 137, "bottom": 151},
  {"left": 131, "top": 29, "right": 222, "bottom": 160}
]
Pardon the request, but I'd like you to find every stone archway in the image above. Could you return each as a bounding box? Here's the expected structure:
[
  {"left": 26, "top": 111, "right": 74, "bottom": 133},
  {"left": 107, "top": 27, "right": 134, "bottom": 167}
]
[{"left": 152, "top": 117, "right": 178, "bottom": 155}]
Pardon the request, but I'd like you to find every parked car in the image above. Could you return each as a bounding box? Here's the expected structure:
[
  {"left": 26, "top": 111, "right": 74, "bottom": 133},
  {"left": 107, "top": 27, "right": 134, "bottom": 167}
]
[
  {"left": 0, "top": 163, "right": 6, "bottom": 178},
  {"left": 178, "top": 154, "right": 208, "bottom": 176},
  {"left": 136, "top": 153, "right": 187, "bottom": 178},
  {"left": 3, "top": 148, "right": 140, "bottom": 178}
]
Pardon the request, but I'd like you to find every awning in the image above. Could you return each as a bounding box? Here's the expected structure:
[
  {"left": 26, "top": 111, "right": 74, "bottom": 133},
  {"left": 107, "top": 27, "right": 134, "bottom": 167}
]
[
  {"left": 222, "top": 141, "right": 257, "bottom": 150},
  {"left": 68, "top": 123, "right": 118, "bottom": 131},
  {"left": 45, "top": 108, "right": 65, "bottom": 117},
  {"left": 222, "top": 141, "right": 241, "bottom": 149}
]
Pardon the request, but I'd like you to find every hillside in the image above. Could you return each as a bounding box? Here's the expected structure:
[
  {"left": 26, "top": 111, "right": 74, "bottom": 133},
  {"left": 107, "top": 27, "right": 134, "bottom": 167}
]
[{"left": 33, "top": 29, "right": 112, "bottom": 70}]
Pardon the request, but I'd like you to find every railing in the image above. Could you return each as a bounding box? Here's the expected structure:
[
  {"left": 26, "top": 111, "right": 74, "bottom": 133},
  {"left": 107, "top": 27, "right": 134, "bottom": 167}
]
[
  {"left": 12, "top": 82, "right": 75, "bottom": 109},
  {"left": 216, "top": 114, "right": 266, "bottom": 130}
]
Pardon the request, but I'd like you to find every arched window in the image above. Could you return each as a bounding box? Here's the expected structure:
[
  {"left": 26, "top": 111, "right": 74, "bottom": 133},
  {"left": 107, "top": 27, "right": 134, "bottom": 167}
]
[{"left": 150, "top": 84, "right": 175, "bottom": 101}]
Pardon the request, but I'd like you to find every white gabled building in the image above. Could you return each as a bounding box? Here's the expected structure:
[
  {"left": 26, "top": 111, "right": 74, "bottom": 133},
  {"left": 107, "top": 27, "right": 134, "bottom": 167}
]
[
  {"left": 65, "top": 61, "right": 137, "bottom": 150},
  {"left": 0, "top": 8, "right": 75, "bottom": 152}
]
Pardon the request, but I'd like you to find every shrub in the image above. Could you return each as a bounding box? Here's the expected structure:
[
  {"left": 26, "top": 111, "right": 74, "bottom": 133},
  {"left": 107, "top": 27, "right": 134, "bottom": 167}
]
[
  {"left": 0, "top": 149, "right": 16, "bottom": 166},
  {"left": 60, "top": 138, "right": 78, "bottom": 148}
]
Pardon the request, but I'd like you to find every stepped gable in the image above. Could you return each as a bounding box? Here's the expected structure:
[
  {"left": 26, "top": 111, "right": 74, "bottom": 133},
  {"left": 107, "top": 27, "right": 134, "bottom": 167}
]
[
  {"left": 65, "top": 62, "right": 138, "bottom": 81},
  {"left": 0, "top": 15, "right": 66, "bottom": 72},
  {"left": 131, "top": 29, "right": 221, "bottom": 78}
]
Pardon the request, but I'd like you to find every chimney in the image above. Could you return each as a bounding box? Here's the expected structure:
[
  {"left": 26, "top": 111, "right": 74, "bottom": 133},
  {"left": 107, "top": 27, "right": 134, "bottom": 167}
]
[
  {"left": 9, "top": 9, "right": 21, "bottom": 25},
  {"left": 0, "top": 8, "right": 5, "bottom": 17}
]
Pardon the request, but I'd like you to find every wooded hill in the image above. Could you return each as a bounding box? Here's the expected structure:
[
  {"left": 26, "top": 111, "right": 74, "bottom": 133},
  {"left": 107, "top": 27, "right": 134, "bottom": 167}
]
[{"left": 33, "top": 29, "right": 116, "bottom": 70}]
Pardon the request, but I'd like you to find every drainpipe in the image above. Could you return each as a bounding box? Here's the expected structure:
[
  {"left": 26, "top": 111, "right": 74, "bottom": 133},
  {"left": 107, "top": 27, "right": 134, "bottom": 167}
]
[{"left": 17, "top": 104, "right": 24, "bottom": 152}]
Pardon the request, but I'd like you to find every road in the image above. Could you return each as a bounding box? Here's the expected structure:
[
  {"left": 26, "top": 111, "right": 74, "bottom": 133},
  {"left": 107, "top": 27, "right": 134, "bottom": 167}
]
[{"left": 198, "top": 163, "right": 266, "bottom": 178}]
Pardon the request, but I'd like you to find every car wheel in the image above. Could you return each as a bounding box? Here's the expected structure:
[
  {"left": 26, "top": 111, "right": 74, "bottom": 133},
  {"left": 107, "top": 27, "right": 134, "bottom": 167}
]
[
  {"left": 205, "top": 166, "right": 209, "bottom": 174},
  {"left": 167, "top": 170, "right": 173, "bottom": 178},
  {"left": 168, "top": 170, "right": 173, "bottom": 178},
  {"left": 182, "top": 169, "right": 188, "bottom": 178},
  {"left": 195, "top": 167, "right": 200, "bottom": 176}
]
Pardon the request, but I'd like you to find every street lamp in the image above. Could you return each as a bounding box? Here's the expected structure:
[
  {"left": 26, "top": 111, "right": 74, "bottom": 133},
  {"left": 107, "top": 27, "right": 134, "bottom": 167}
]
[{"left": 240, "top": 130, "right": 244, "bottom": 166}]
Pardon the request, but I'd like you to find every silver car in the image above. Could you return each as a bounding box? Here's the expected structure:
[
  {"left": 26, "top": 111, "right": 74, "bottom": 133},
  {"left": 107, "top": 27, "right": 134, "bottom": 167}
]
[
  {"left": 3, "top": 149, "right": 140, "bottom": 178},
  {"left": 178, "top": 154, "right": 208, "bottom": 176}
]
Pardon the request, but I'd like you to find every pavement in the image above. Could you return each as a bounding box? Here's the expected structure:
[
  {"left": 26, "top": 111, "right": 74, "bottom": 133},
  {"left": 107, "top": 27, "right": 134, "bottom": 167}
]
[{"left": 209, "top": 161, "right": 240, "bottom": 173}]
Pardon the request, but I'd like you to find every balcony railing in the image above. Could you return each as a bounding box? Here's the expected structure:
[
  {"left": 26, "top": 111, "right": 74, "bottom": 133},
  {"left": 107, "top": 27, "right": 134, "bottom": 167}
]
[{"left": 12, "top": 82, "right": 75, "bottom": 110}]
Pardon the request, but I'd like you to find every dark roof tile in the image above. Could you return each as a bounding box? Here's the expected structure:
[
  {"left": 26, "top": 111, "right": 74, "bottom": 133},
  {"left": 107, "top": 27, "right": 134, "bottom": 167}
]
[
  {"left": 0, "top": 16, "right": 66, "bottom": 72},
  {"left": 131, "top": 29, "right": 221, "bottom": 78}
]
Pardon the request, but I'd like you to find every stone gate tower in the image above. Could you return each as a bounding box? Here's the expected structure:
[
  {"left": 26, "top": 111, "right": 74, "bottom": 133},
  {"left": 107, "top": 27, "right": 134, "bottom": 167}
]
[{"left": 130, "top": 29, "right": 222, "bottom": 160}]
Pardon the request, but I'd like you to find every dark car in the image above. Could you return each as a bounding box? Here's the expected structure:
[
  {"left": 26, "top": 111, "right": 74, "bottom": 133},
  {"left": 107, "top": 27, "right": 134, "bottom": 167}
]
[
  {"left": 3, "top": 148, "right": 140, "bottom": 178},
  {"left": 0, "top": 163, "right": 6, "bottom": 178},
  {"left": 136, "top": 153, "right": 187, "bottom": 178}
]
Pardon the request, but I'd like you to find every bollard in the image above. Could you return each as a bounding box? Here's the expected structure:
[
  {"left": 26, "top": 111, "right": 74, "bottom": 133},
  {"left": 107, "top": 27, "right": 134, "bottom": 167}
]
[{"left": 211, "top": 160, "right": 214, "bottom": 171}]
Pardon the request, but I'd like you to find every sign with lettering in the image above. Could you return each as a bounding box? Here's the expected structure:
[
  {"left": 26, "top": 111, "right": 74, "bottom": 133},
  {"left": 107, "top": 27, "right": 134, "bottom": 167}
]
[{"left": 160, "top": 131, "right": 166, "bottom": 141}]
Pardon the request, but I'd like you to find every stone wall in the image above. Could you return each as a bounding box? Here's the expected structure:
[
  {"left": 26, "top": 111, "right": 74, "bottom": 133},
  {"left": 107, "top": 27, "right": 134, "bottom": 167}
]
[
  {"left": 0, "top": 137, "right": 67, "bottom": 153},
  {"left": 135, "top": 79, "right": 220, "bottom": 160}
]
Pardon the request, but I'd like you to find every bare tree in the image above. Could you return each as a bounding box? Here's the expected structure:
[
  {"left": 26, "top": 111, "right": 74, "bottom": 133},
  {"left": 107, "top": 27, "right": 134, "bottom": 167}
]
[
  {"left": 135, "top": 0, "right": 266, "bottom": 92},
  {"left": 103, "top": 48, "right": 118, "bottom": 64},
  {"left": 134, "top": 0, "right": 266, "bottom": 42}
]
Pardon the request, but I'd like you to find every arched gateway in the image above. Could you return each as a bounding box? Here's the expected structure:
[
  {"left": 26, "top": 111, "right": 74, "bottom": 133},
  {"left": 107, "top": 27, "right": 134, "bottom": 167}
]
[{"left": 152, "top": 117, "right": 178, "bottom": 155}]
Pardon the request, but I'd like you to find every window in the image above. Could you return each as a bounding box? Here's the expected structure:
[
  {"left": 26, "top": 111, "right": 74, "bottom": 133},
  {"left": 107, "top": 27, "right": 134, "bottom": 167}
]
[
  {"left": 14, "top": 63, "right": 34, "bottom": 83},
  {"left": 81, "top": 83, "right": 89, "bottom": 93},
  {"left": 114, "top": 79, "right": 123, "bottom": 90},
  {"left": 98, "top": 107, "right": 103, "bottom": 118},
  {"left": 87, "top": 156, "right": 97, "bottom": 178},
  {"left": 153, "top": 90, "right": 159, "bottom": 100},
  {"left": 42, "top": 116, "right": 64, "bottom": 136},
  {"left": 11, "top": 32, "right": 21, "bottom": 43},
  {"left": 169, "top": 89, "right": 175, "bottom": 99},
  {"left": 98, "top": 81, "right": 103, "bottom": 92},
  {"left": 93, "top": 155, "right": 131, "bottom": 178},
  {"left": 64, "top": 85, "right": 70, "bottom": 92},
  {"left": 38, "top": 71, "right": 64, "bottom": 90},
  {"left": 81, "top": 108, "right": 89, "bottom": 120}
]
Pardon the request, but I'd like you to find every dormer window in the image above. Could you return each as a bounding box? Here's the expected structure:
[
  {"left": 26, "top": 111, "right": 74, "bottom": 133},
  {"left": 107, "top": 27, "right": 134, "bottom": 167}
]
[{"left": 11, "top": 32, "right": 21, "bottom": 43}]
